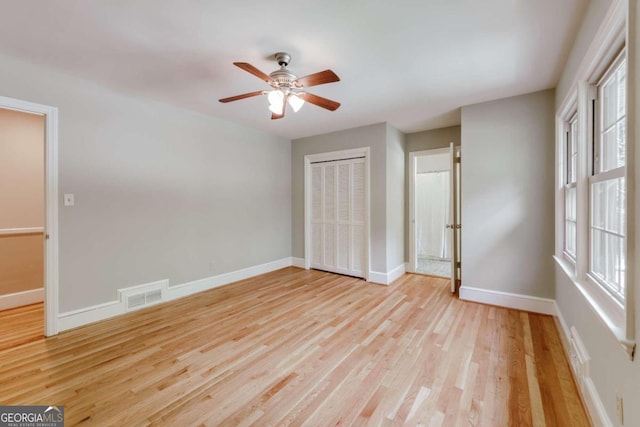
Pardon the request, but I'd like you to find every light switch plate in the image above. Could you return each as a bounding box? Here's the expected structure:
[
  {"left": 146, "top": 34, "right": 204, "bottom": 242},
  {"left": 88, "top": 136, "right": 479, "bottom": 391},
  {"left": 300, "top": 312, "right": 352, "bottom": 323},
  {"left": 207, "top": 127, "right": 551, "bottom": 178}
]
[{"left": 64, "top": 193, "right": 75, "bottom": 206}]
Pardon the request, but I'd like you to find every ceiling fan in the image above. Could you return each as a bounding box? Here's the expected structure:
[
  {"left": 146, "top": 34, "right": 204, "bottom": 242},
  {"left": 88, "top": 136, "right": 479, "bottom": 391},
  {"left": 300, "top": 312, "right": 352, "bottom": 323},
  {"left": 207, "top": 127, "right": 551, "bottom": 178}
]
[{"left": 219, "top": 52, "right": 341, "bottom": 120}]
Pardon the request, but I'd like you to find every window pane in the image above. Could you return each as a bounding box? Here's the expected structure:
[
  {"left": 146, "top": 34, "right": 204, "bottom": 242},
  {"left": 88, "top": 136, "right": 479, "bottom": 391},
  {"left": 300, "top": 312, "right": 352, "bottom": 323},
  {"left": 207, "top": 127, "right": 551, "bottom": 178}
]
[
  {"left": 599, "top": 58, "right": 626, "bottom": 172},
  {"left": 591, "top": 229, "right": 625, "bottom": 298},
  {"left": 617, "top": 120, "right": 626, "bottom": 167},
  {"left": 602, "top": 127, "right": 618, "bottom": 171},
  {"left": 565, "top": 187, "right": 576, "bottom": 257},
  {"left": 618, "top": 67, "right": 626, "bottom": 118},
  {"left": 592, "top": 178, "right": 625, "bottom": 234},
  {"left": 591, "top": 177, "right": 626, "bottom": 300},
  {"left": 603, "top": 78, "right": 617, "bottom": 129},
  {"left": 569, "top": 118, "right": 578, "bottom": 183}
]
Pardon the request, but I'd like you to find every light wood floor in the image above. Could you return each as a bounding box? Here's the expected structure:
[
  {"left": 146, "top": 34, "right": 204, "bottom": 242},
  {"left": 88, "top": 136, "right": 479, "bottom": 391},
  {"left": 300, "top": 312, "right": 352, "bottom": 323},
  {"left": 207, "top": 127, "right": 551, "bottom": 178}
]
[
  {"left": 0, "top": 302, "right": 43, "bottom": 351},
  {"left": 0, "top": 268, "right": 590, "bottom": 426}
]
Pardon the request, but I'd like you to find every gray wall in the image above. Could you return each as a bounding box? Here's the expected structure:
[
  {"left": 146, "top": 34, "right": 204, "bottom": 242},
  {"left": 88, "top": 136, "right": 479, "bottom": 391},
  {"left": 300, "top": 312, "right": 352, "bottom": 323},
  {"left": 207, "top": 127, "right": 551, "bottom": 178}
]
[
  {"left": 461, "top": 90, "right": 555, "bottom": 298},
  {"left": 406, "top": 126, "right": 461, "bottom": 153},
  {"left": 554, "top": 1, "right": 640, "bottom": 425},
  {"left": 0, "top": 52, "right": 291, "bottom": 312},
  {"left": 556, "top": 0, "right": 614, "bottom": 105},
  {"left": 385, "top": 125, "right": 406, "bottom": 271},
  {"left": 291, "top": 123, "right": 388, "bottom": 274},
  {"left": 404, "top": 126, "right": 461, "bottom": 260}
]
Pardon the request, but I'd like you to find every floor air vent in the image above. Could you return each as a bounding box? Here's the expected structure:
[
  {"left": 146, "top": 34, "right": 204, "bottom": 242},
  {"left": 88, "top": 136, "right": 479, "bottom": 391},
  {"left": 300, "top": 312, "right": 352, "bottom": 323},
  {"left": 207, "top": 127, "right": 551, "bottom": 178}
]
[
  {"left": 126, "top": 289, "right": 163, "bottom": 311},
  {"left": 121, "top": 284, "right": 166, "bottom": 312}
]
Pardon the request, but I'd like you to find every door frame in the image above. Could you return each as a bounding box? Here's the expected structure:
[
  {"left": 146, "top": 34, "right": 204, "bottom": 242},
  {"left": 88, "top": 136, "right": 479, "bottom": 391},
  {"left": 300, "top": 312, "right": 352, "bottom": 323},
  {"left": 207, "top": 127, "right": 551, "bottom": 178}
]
[
  {"left": 408, "top": 146, "right": 455, "bottom": 275},
  {"left": 304, "top": 147, "right": 370, "bottom": 281},
  {"left": 0, "top": 95, "right": 59, "bottom": 336}
]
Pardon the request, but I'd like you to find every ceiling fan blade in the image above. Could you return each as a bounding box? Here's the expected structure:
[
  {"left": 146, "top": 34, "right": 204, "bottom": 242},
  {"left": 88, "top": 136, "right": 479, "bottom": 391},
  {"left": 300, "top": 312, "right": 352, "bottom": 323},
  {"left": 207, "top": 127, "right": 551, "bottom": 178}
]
[
  {"left": 299, "top": 92, "right": 341, "bottom": 111},
  {"left": 271, "top": 95, "right": 287, "bottom": 120},
  {"left": 234, "top": 62, "right": 275, "bottom": 84},
  {"left": 294, "top": 70, "right": 340, "bottom": 88},
  {"left": 218, "top": 91, "right": 265, "bottom": 103}
]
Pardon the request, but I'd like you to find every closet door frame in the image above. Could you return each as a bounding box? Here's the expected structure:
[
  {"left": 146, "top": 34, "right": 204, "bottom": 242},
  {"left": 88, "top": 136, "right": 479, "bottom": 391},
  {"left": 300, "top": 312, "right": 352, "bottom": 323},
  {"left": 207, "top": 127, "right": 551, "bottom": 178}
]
[{"left": 304, "top": 147, "right": 370, "bottom": 281}]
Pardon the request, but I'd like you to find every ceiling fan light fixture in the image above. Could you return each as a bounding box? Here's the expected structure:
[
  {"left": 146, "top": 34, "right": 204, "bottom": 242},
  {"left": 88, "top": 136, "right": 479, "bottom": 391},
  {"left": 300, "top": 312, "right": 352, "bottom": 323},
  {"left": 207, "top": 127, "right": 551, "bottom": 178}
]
[
  {"left": 288, "top": 94, "right": 304, "bottom": 112},
  {"left": 267, "top": 89, "right": 284, "bottom": 106},
  {"left": 268, "top": 101, "right": 284, "bottom": 114}
]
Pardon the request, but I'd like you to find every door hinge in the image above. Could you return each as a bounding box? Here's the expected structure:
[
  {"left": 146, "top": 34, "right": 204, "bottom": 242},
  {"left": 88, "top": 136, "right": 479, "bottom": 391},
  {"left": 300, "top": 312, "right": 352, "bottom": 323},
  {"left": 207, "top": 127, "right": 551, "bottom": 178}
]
[
  {"left": 457, "top": 261, "right": 461, "bottom": 268},
  {"left": 455, "top": 157, "right": 461, "bottom": 164}
]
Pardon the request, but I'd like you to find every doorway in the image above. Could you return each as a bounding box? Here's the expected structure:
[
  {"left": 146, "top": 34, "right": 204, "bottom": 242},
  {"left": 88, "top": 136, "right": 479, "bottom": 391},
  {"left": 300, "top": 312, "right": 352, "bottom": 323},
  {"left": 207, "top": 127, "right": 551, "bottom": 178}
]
[
  {"left": 0, "top": 96, "right": 59, "bottom": 338},
  {"left": 409, "top": 144, "right": 461, "bottom": 292}
]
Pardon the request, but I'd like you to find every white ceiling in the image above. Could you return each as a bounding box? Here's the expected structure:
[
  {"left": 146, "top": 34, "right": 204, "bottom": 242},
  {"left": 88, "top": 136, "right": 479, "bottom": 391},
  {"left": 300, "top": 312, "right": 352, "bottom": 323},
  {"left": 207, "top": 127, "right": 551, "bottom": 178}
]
[{"left": 0, "top": 0, "right": 586, "bottom": 140}]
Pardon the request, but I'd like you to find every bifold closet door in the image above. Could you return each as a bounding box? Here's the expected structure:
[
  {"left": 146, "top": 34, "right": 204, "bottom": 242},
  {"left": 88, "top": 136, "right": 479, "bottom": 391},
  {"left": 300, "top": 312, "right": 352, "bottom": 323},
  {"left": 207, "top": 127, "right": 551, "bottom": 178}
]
[{"left": 311, "top": 158, "right": 365, "bottom": 278}]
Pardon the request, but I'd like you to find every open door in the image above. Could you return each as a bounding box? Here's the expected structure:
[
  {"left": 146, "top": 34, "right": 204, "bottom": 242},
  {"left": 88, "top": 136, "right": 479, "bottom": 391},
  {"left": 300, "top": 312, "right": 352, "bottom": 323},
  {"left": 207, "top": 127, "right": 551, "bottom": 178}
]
[{"left": 448, "top": 142, "right": 460, "bottom": 293}]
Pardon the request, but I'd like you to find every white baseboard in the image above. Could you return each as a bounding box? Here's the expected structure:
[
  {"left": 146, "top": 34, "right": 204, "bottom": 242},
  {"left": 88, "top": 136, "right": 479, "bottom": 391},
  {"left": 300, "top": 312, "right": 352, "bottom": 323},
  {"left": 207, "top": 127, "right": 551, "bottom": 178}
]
[
  {"left": 404, "top": 262, "right": 412, "bottom": 273},
  {"left": 291, "top": 257, "right": 306, "bottom": 268},
  {"left": 387, "top": 263, "right": 406, "bottom": 284},
  {"left": 368, "top": 271, "right": 387, "bottom": 285},
  {"left": 459, "top": 286, "right": 556, "bottom": 315},
  {"left": 58, "top": 257, "right": 293, "bottom": 332},
  {"left": 369, "top": 263, "right": 406, "bottom": 285},
  {"left": 554, "top": 303, "right": 613, "bottom": 427},
  {"left": 58, "top": 300, "right": 123, "bottom": 331},
  {"left": 0, "top": 288, "right": 44, "bottom": 311}
]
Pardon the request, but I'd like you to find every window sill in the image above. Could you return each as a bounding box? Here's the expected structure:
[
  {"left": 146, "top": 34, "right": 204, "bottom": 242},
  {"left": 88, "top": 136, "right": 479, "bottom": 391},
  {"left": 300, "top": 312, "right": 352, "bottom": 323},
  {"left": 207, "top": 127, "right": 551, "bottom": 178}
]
[{"left": 554, "top": 255, "right": 635, "bottom": 360}]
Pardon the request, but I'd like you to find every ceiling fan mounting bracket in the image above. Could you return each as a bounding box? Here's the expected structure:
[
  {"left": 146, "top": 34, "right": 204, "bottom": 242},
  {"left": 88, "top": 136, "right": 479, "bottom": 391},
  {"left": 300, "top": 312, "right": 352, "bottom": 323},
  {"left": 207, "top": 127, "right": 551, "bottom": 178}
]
[{"left": 274, "top": 52, "right": 291, "bottom": 67}]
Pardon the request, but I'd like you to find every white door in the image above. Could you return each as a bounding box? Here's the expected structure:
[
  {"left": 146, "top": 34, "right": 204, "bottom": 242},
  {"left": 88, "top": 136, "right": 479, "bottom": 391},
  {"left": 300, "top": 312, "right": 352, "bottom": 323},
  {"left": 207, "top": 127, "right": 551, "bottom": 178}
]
[
  {"left": 448, "top": 142, "right": 460, "bottom": 293},
  {"left": 311, "top": 158, "right": 366, "bottom": 278}
]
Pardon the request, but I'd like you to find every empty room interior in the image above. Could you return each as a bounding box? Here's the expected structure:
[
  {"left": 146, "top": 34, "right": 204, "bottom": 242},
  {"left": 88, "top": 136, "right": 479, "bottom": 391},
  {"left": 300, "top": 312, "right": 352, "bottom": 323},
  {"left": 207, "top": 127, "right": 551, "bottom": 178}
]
[{"left": 0, "top": 0, "right": 639, "bottom": 425}]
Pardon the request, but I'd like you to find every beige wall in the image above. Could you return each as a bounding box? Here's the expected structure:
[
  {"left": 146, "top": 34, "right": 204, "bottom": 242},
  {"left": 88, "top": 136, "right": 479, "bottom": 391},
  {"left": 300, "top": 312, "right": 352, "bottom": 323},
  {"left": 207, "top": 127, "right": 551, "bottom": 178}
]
[
  {"left": 0, "top": 234, "right": 44, "bottom": 295},
  {"left": 0, "top": 108, "right": 45, "bottom": 296},
  {"left": 0, "top": 108, "right": 44, "bottom": 229}
]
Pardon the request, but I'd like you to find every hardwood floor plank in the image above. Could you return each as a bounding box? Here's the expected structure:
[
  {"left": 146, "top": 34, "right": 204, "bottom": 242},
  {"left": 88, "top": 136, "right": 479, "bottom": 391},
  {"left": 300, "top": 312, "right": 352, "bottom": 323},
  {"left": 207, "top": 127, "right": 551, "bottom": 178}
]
[{"left": 0, "top": 268, "right": 590, "bottom": 426}]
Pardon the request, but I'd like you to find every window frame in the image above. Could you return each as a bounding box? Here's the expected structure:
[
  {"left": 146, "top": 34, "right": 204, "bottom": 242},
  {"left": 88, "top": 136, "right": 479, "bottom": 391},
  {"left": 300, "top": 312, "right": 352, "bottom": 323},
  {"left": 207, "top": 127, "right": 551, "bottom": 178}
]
[
  {"left": 586, "top": 50, "right": 627, "bottom": 305},
  {"left": 563, "top": 111, "right": 578, "bottom": 262}
]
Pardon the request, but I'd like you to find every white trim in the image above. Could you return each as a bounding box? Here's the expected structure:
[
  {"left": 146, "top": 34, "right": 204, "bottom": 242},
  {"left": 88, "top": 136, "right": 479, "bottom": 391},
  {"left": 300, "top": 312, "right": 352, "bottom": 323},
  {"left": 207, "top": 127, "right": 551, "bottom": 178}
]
[
  {"left": 387, "top": 263, "right": 406, "bottom": 284},
  {"left": 0, "top": 95, "right": 59, "bottom": 337},
  {"left": 166, "top": 257, "right": 292, "bottom": 300},
  {"left": 368, "top": 263, "right": 406, "bottom": 285},
  {"left": 408, "top": 147, "right": 452, "bottom": 274},
  {"left": 0, "top": 288, "right": 44, "bottom": 311},
  {"left": 554, "top": 256, "right": 635, "bottom": 358},
  {"left": 459, "top": 286, "right": 556, "bottom": 315},
  {"left": 58, "top": 257, "right": 293, "bottom": 331},
  {"left": 368, "top": 271, "right": 389, "bottom": 285},
  {"left": 291, "top": 257, "right": 306, "bottom": 268},
  {"left": 58, "top": 300, "right": 123, "bottom": 332},
  {"left": 554, "top": 302, "right": 614, "bottom": 427},
  {"left": 0, "top": 227, "right": 44, "bottom": 236},
  {"left": 303, "top": 147, "right": 371, "bottom": 281}
]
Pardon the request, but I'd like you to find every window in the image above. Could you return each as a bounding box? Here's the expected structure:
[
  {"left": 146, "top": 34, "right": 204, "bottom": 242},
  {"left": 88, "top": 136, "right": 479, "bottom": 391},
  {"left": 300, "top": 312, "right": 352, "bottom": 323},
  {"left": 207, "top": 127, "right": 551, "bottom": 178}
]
[
  {"left": 589, "top": 52, "right": 626, "bottom": 303},
  {"left": 555, "top": 2, "right": 634, "bottom": 359},
  {"left": 564, "top": 113, "right": 578, "bottom": 259}
]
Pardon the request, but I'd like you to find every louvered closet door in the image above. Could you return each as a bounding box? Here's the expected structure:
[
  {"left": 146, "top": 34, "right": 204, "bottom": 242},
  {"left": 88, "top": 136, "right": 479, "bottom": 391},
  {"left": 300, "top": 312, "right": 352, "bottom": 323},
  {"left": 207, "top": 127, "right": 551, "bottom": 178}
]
[{"left": 310, "top": 158, "right": 366, "bottom": 278}]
